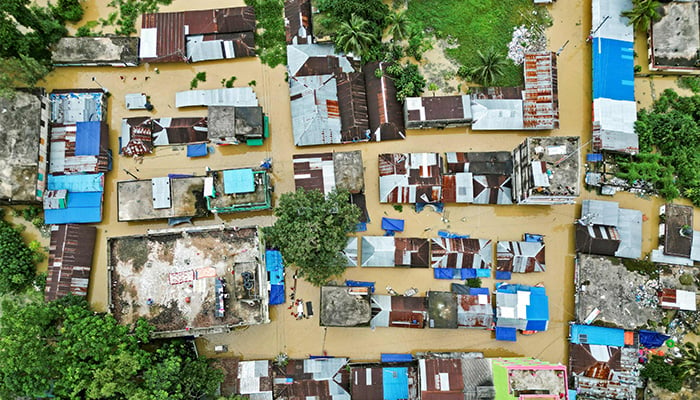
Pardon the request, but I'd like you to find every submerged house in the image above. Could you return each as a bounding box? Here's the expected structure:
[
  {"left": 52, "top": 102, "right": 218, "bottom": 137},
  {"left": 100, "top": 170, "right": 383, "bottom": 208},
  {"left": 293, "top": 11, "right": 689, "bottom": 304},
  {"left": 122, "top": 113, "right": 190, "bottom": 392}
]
[
  {"left": 404, "top": 95, "right": 472, "bottom": 130},
  {"left": 117, "top": 176, "right": 207, "bottom": 222},
  {"left": 0, "top": 89, "right": 50, "bottom": 203},
  {"left": 205, "top": 168, "right": 272, "bottom": 213},
  {"left": 495, "top": 283, "right": 549, "bottom": 341},
  {"left": 51, "top": 37, "right": 139, "bottom": 67},
  {"left": 208, "top": 106, "right": 268, "bottom": 146},
  {"left": 370, "top": 294, "right": 428, "bottom": 329},
  {"left": 490, "top": 358, "right": 568, "bottom": 400},
  {"left": 651, "top": 203, "right": 700, "bottom": 265},
  {"left": 359, "top": 236, "right": 430, "bottom": 268},
  {"left": 569, "top": 324, "right": 641, "bottom": 400},
  {"left": 378, "top": 153, "right": 443, "bottom": 204},
  {"left": 45, "top": 224, "right": 96, "bottom": 301},
  {"left": 575, "top": 200, "right": 642, "bottom": 259},
  {"left": 176, "top": 87, "right": 259, "bottom": 108},
  {"left": 284, "top": 0, "right": 313, "bottom": 45},
  {"left": 49, "top": 121, "right": 110, "bottom": 174},
  {"left": 443, "top": 151, "right": 514, "bottom": 205},
  {"left": 214, "top": 359, "right": 273, "bottom": 399},
  {"left": 496, "top": 240, "right": 546, "bottom": 278},
  {"left": 591, "top": 0, "right": 638, "bottom": 154},
  {"left": 511, "top": 136, "right": 580, "bottom": 205},
  {"left": 108, "top": 226, "right": 269, "bottom": 338},
  {"left": 649, "top": 1, "right": 700, "bottom": 72},
  {"left": 319, "top": 286, "right": 372, "bottom": 327},
  {"left": 350, "top": 362, "right": 419, "bottom": 400},
  {"left": 273, "top": 358, "right": 351, "bottom": 400},
  {"left": 139, "top": 6, "right": 256, "bottom": 63},
  {"left": 431, "top": 237, "right": 493, "bottom": 279}
]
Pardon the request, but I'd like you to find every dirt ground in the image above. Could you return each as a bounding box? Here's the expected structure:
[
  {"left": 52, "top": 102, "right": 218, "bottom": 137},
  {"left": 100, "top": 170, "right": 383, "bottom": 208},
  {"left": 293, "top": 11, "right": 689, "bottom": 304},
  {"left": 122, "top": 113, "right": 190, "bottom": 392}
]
[{"left": 31, "top": 0, "right": 700, "bottom": 367}]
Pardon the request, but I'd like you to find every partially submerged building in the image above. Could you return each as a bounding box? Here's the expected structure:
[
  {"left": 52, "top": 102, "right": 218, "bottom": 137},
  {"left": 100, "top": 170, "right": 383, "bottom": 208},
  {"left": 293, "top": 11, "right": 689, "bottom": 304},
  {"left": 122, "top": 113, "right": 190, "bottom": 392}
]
[
  {"left": 51, "top": 37, "right": 139, "bottom": 67},
  {"left": 284, "top": 0, "right": 313, "bottom": 45},
  {"left": 490, "top": 358, "right": 568, "bottom": 400},
  {"left": 404, "top": 95, "right": 472, "bottom": 130},
  {"left": 494, "top": 283, "right": 549, "bottom": 341},
  {"left": 49, "top": 121, "right": 110, "bottom": 174},
  {"left": 427, "top": 289, "right": 493, "bottom": 330},
  {"left": 273, "top": 358, "right": 351, "bottom": 400},
  {"left": 176, "top": 87, "right": 259, "bottom": 108},
  {"left": 205, "top": 168, "right": 272, "bottom": 213},
  {"left": 591, "top": 0, "right": 638, "bottom": 154},
  {"left": 108, "top": 226, "right": 269, "bottom": 338},
  {"left": 511, "top": 136, "right": 580, "bottom": 205},
  {"left": 496, "top": 240, "right": 546, "bottom": 277},
  {"left": 370, "top": 295, "right": 428, "bottom": 329},
  {"left": 651, "top": 203, "right": 700, "bottom": 266},
  {"left": 378, "top": 153, "right": 443, "bottom": 204},
  {"left": 45, "top": 224, "right": 96, "bottom": 301},
  {"left": 208, "top": 106, "right": 267, "bottom": 146},
  {"left": 443, "top": 151, "right": 514, "bottom": 205},
  {"left": 649, "top": 1, "right": 700, "bottom": 72},
  {"left": 569, "top": 324, "right": 641, "bottom": 400},
  {"left": 0, "top": 89, "right": 49, "bottom": 203},
  {"left": 213, "top": 359, "right": 273, "bottom": 399},
  {"left": 575, "top": 200, "right": 643, "bottom": 259},
  {"left": 359, "top": 236, "right": 430, "bottom": 268},
  {"left": 350, "top": 362, "right": 419, "bottom": 400},
  {"left": 139, "top": 6, "right": 256, "bottom": 63},
  {"left": 44, "top": 172, "right": 105, "bottom": 224},
  {"left": 319, "top": 286, "right": 372, "bottom": 327},
  {"left": 117, "top": 176, "right": 207, "bottom": 222},
  {"left": 431, "top": 237, "right": 493, "bottom": 279}
]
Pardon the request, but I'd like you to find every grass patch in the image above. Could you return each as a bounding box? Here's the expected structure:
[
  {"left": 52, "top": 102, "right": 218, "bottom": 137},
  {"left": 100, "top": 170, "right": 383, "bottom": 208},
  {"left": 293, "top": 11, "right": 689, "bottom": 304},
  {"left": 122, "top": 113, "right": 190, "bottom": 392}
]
[
  {"left": 405, "top": 0, "right": 551, "bottom": 86},
  {"left": 246, "top": 0, "right": 287, "bottom": 68}
]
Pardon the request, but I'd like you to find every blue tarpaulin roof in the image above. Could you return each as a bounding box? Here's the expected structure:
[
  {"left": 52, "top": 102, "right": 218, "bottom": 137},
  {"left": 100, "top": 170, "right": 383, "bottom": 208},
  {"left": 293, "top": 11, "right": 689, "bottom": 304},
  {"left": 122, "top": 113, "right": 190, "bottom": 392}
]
[
  {"left": 383, "top": 367, "right": 409, "bottom": 400},
  {"left": 496, "top": 326, "right": 517, "bottom": 341},
  {"left": 266, "top": 250, "right": 284, "bottom": 285},
  {"left": 587, "top": 153, "right": 604, "bottom": 162},
  {"left": 495, "top": 270, "right": 512, "bottom": 280},
  {"left": 345, "top": 280, "right": 375, "bottom": 293},
  {"left": 639, "top": 330, "right": 670, "bottom": 349},
  {"left": 570, "top": 324, "right": 625, "bottom": 346},
  {"left": 45, "top": 192, "right": 103, "bottom": 224},
  {"left": 75, "top": 121, "right": 101, "bottom": 156},
  {"left": 593, "top": 38, "right": 634, "bottom": 101},
  {"left": 381, "top": 353, "right": 413, "bottom": 363},
  {"left": 48, "top": 173, "right": 104, "bottom": 192},
  {"left": 476, "top": 268, "right": 491, "bottom": 278},
  {"left": 381, "top": 217, "right": 404, "bottom": 232},
  {"left": 469, "top": 288, "right": 489, "bottom": 295},
  {"left": 269, "top": 284, "right": 285, "bottom": 305},
  {"left": 187, "top": 143, "right": 208, "bottom": 157},
  {"left": 434, "top": 268, "right": 477, "bottom": 280},
  {"left": 223, "top": 168, "right": 255, "bottom": 194}
]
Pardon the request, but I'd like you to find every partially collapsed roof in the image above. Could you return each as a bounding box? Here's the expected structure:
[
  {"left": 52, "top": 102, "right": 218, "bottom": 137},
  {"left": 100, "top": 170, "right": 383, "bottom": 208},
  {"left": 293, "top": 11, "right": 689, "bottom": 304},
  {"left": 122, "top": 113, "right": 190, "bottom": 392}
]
[{"left": 319, "top": 286, "right": 372, "bottom": 327}]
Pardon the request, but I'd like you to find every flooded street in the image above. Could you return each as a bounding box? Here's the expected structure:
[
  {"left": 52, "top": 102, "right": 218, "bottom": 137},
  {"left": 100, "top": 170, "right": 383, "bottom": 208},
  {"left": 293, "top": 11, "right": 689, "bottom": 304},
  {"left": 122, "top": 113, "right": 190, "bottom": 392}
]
[{"left": 35, "top": 0, "right": 699, "bottom": 366}]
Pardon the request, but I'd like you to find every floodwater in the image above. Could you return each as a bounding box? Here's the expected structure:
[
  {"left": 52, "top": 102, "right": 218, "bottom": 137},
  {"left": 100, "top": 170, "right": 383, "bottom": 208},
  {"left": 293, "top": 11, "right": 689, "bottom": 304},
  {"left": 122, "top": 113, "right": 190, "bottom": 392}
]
[{"left": 34, "top": 0, "right": 699, "bottom": 366}]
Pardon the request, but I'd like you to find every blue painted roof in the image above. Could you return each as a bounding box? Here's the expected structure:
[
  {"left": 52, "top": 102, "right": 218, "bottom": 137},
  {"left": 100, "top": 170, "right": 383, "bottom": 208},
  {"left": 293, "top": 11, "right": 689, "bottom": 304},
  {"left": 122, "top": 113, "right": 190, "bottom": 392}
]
[
  {"left": 48, "top": 173, "right": 104, "bottom": 192},
  {"left": 383, "top": 367, "right": 409, "bottom": 400},
  {"left": 223, "top": 168, "right": 255, "bottom": 194},
  {"left": 44, "top": 192, "right": 103, "bottom": 224},
  {"left": 381, "top": 353, "right": 413, "bottom": 363},
  {"left": 593, "top": 38, "right": 634, "bottom": 101},
  {"left": 570, "top": 324, "right": 625, "bottom": 346},
  {"left": 496, "top": 326, "right": 517, "bottom": 341},
  {"left": 75, "top": 121, "right": 101, "bottom": 156}
]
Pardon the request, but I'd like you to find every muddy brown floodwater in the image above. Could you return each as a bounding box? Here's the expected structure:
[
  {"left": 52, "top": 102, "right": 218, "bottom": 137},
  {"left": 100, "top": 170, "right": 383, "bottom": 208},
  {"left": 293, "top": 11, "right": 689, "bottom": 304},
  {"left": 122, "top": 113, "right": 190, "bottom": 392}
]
[{"left": 34, "top": 0, "right": 699, "bottom": 366}]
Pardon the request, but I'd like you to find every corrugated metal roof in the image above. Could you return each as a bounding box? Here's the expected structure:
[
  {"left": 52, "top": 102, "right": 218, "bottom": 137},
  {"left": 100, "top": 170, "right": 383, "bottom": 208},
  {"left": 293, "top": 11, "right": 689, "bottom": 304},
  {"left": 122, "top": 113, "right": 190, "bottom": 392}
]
[
  {"left": 361, "top": 237, "right": 430, "bottom": 268},
  {"left": 151, "top": 117, "right": 208, "bottom": 145},
  {"left": 418, "top": 358, "right": 464, "bottom": 397},
  {"left": 44, "top": 173, "right": 104, "bottom": 224},
  {"left": 404, "top": 95, "right": 472, "bottom": 129},
  {"left": 290, "top": 74, "right": 342, "bottom": 146},
  {"left": 581, "top": 200, "right": 619, "bottom": 226},
  {"left": 176, "top": 87, "right": 258, "bottom": 108},
  {"left": 470, "top": 99, "right": 524, "bottom": 130},
  {"left": 287, "top": 44, "right": 355, "bottom": 77},
  {"left": 362, "top": 62, "right": 406, "bottom": 141},
  {"left": 140, "top": 6, "right": 256, "bottom": 63},
  {"left": 50, "top": 90, "right": 106, "bottom": 124},
  {"left": 45, "top": 224, "right": 96, "bottom": 301},
  {"left": 456, "top": 293, "right": 493, "bottom": 329},
  {"left": 284, "top": 0, "right": 313, "bottom": 45},
  {"left": 615, "top": 208, "right": 642, "bottom": 259},
  {"left": 378, "top": 153, "right": 442, "bottom": 203},
  {"left": 431, "top": 238, "right": 493, "bottom": 269},
  {"left": 592, "top": 0, "right": 634, "bottom": 42},
  {"left": 522, "top": 52, "right": 558, "bottom": 129},
  {"left": 496, "top": 241, "right": 546, "bottom": 273}
]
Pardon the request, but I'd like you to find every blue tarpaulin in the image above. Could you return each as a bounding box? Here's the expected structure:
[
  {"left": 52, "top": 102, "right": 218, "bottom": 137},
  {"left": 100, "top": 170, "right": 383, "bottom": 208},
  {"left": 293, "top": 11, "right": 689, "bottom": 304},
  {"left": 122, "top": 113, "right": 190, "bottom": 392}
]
[
  {"left": 269, "top": 285, "right": 285, "bottom": 305},
  {"left": 345, "top": 280, "right": 375, "bottom": 293},
  {"left": 355, "top": 222, "right": 367, "bottom": 232},
  {"left": 438, "top": 230, "right": 470, "bottom": 239},
  {"left": 223, "top": 168, "right": 255, "bottom": 194},
  {"left": 639, "top": 330, "right": 670, "bottom": 349},
  {"left": 168, "top": 174, "right": 193, "bottom": 179},
  {"left": 45, "top": 173, "right": 104, "bottom": 224},
  {"left": 381, "top": 353, "right": 413, "bottom": 363},
  {"left": 570, "top": 324, "right": 625, "bottom": 346},
  {"left": 469, "top": 288, "right": 489, "bottom": 295},
  {"left": 266, "top": 250, "right": 284, "bottom": 285},
  {"left": 496, "top": 326, "right": 517, "bottom": 341},
  {"left": 587, "top": 153, "right": 604, "bottom": 162},
  {"left": 476, "top": 268, "right": 491, "bottom": 278},
  {"left": 434, "top": 268, "right": 456, "bottom": 280},
  {"left": 524, "top": 233, "right": 544, "bottom": 243},
  {"left": 381, "top": 217, "right": 404, "bottom": 233},
  {"left": 75, "top": 121, "right": 101, "bottom": 156},
  {"left": 48, "top": 173, "right": 103, "bottom": 192},
  {"left": 495, "top": 271, "right": 512, "bottom": 280},
  {"left": 593, "top": 38, "right": 635, "bottom": 101},
  {"left": 187, "top": 143, "right": 208, "bottom": 157},
  {"left": 383, "top": 368, "right": 409, "bottom": 400}
]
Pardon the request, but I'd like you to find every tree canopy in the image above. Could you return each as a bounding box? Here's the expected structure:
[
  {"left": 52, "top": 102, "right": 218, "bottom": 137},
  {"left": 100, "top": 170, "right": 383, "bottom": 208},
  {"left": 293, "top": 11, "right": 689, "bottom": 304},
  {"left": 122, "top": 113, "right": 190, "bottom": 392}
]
[
  {"left": 0, "top": 212, "right": 41, "bottom": 294},
  {"left": 0, "top": 296, "right": 224, "bottom": 399},
  {"left": 315, "top": 0, "right": 389, "bottom": 60},
  {"left": 263, "top": 188, "right": 361, "bottom": 286},
  {"left": 632, "top": 89, "right": 700, "bottom": 205},
  {"left": 386, "top": 62, "right": 426, "bottom": 102},
  {"left": 621, "top": 0, "right": 661, "bottom": 32}
]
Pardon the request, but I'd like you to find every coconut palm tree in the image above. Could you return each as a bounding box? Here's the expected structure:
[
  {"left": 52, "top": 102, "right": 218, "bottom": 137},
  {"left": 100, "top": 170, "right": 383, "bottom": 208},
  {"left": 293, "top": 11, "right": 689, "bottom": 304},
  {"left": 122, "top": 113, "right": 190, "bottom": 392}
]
[
  {"left": 621, "top": 0, "right": 661, "bottom": 32},
  {"left": 334, "top": 15, "right": 377, "bottom": 58},
  {"left": 678, "top": 342, "right": 700, "bottom": 378},
  {"left": 467, "top": 47, "right": 508, "bottom": 86},
  {"left": 385, "top": 10, "right": 409, "bottom": 42}
]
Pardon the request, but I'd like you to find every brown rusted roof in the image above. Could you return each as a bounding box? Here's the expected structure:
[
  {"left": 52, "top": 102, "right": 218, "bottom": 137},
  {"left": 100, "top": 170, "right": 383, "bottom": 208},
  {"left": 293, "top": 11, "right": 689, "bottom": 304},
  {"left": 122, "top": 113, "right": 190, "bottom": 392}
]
[
  {"left": 469, "top": 86, "right": 523, "bottom": 99},
  {"left": 362, "top": 62, "right": 406, "bottom": 141},
  {"left": 45, "top": 224, "right": 96, "bottom": 301},
  {"left": 141, "top": 6, "right": 255, "bottom": 63},
  {"left": 350, "top": 367, "right": 384, "bottom": 399},
  {"left": 664, "top": 203, "right": 693, "bottom": 258},
  {"left": 420, "top": 358, "right": 464, "bottom": 398},
  {"left": 522, "top": 52, "right": 559, "bottom": 129},
  {"left": 284, "top": 0, "right": 313, "bottom": 45},
  {"left": 275, "top": 359, "right": 350, "bottom": 400},
  {"left": 336, "top": 71, "right": 369, "bottom": 141}
]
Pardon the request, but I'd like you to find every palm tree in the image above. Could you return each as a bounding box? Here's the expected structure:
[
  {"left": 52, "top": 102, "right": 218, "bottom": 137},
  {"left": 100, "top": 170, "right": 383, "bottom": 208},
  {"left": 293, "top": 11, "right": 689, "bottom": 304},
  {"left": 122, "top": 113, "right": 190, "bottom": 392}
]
[
  {"left": 334, "top": 15, "right": 377, "bottom": 58},
  {"left": 467, "top": 47, "right": 508, "bottom": 86},
  {"left": 677, "top": 342, "right": 700, "bottom": 379},
  {"left": 621, "top": 0, "right": 661, "bottom": 32},
  {"left": 385, "top": 10, "right": 409, "bottom": 42}
]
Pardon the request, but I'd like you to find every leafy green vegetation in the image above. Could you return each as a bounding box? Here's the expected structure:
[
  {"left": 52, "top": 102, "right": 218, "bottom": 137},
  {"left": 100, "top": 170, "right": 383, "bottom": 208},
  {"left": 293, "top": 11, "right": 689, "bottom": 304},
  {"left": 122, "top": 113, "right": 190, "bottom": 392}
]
[
  {"left": 246, "top": 0, "right": 286, "bottom": 68},
  {"left": 405, "top": 0, "right": 551, "bottom": 86},
  {"left": 0, "top": 296, "right": 224, "bottom": 399},
  {"left": 190, "top": 72, "right": 207, "bottom": 89},
  {"left": 633, "top": 89, "right": 700, "bottom": 206},
  {"left": 678, "top": 76, "right": 700, "bottom": 94},
  {"left": 0, "top": 210, "right": 42, "bottom": 295},
  {"left": 335, "top": 15, "right": 378, "bottom": 58},
  {"left": 99, "top": 0, "right": 172, "bottom": 36},
  {"left": 641, "top": 355, "right": 684, "bottom": 392},
  {"left": 51, "top": 0, "right": 85, "bottom": 23},
  {"left": 462, "top": 47, "right": 509, "bottom": 86},
  {"left": 621, "top": 0, "right": 661, "bottom": 33},
  {"left": 465, "top": 278, "right": 482, "bottom": 288},
  {"left": 386, "top": 62, "right": 426, "bottom": 102},
  {"left": 263, "top": 188, "right": 361, "bottom": 286},
  {"left": 621, "top": 257, "right": 659, "bottom": 279}
]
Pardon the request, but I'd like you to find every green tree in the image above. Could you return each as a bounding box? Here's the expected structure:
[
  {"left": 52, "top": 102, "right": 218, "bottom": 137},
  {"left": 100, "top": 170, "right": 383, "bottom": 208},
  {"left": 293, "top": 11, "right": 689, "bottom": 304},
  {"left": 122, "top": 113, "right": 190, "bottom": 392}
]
[
  {"left": 640, "top": 355, "right": 684, "bottom": 392},
  {"left": 467, "top": 47, "right": 509, "bottom": 86},
  {"left": 0, "top": 215, "right": 40, "bottom": 294},
  {"left": 385, "top": 10, "right": 409, "bottom": 42},
  {"left": 0, "top": 56, "right": 49, "bottom": 98},
  {"left": 245, "top": 0, "right": 286, "bottom": 67},
  {"left": 621, "top": 0, "right": 661, "bottom": 32},
  {"left": 263, "top": 188, "right": 361, "bottom": 286},
  {"left": 52, "top": 0, "right": 85, "bottom": 23},
  {"left": 386, "top": 62, "right": 426, "bottom": 102},
  {"left": 677, "top": 342, "right": 700, "bottom": 379},
  {"left": 335, "top": 15, "right": 377, "bottom": 58}
]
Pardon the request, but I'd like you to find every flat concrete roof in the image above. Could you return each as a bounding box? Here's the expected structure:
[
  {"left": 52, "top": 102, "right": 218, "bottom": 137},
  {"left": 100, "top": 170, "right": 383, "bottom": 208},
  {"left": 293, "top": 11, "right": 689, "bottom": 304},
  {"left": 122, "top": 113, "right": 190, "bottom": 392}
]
[
  {"left": 117, "top": 177, "right": 208, "bottom": 222},
  {"left": 108, "top": 226, "right": 269, "bottom": 338},
  {"left": 650, "top": 2, "right": 700, "bottom": 70},
  {"left": 52, "top": 37, "right": 140, "bottom": 66}
]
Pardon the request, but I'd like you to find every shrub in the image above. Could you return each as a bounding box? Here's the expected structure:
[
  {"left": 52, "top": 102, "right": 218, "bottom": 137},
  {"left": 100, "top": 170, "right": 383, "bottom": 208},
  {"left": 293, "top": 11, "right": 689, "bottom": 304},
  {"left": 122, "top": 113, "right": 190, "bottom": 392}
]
[{"left": 640, "top": 356, "right": 683, "bottom": 392}]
